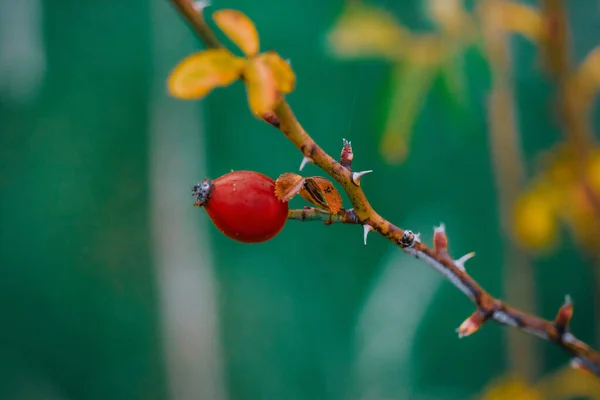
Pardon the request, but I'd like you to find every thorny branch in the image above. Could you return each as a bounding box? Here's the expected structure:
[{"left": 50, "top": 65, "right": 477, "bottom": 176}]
[{"left": 170, "top": 0, "right": 600, "bottom": 376}]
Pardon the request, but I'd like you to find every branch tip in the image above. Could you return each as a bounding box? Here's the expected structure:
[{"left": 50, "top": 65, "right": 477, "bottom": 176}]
[
  {"left": 554, "top": 294, "right": 574, "bottom": 332},
  {"left": 434, "top": 223, "right": 446, "bottom": 233},
  {"left": 457, "top": 311, "right": 487, "bottom": 339},
  {"left": 351, "top": 170, "right": 373, "bottom": 186},
  {"left": 433, "top": 223, "right": 450, "bottom": 258}
]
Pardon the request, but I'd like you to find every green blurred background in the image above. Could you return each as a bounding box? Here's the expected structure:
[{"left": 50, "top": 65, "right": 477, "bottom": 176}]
[{"left": 2, "top": 0, "right": 600, "bottom": 399}]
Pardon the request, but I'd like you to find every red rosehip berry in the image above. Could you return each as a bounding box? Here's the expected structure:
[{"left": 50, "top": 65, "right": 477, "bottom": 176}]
[{"left": 192, "top": 170, "right": 289, "bottom": 243}]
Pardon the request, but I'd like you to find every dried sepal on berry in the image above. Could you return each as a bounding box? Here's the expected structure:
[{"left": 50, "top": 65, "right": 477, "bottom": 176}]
[
  {"left": 300, "top": 177, "right": 343, "bottom": 214},
  {"left": 275, "top": 173, "right": 343, "bottom": 214},
  {"left": 244, "top": 56, "right": 279, "bottom": 117},
  {"left": 167, "top": 49, "right": 246, "bottom": 100},
  {"left": 258, "top": 51, "right": 296, "bottom": 94},
  {"left": 275, "top": 172, "right": 306, "bottom": 202},
  {"left": 213, "top": 9, "right": 260, "bottom": 57}
]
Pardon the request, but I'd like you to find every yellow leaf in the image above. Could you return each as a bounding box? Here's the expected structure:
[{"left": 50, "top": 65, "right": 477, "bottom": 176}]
[
  {"left": 326, "top": 2, "right": 409, "bottom": 61},
  {"left": 213, "top": 9, "right": 260, "bottom": 57},
  {"left": 380, "top": 62, "right": 437, "bottom": 164},
  {"left": 258, "top": 52, "right": 296, "bottom": 93},
  {"left": 167, "top": 49, "right": 245, "bottom": 100},
  {"left": 244, "top": 57, "right": 278, "bottom": 117}
]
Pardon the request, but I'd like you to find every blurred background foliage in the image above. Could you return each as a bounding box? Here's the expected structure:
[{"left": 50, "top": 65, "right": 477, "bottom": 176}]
[{"left": 3, "top": 0, "right": 600, "bottom": 399}]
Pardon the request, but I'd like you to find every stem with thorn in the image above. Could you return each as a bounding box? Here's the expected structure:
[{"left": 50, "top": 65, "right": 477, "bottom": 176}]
[{"left": 170, "top": 0, "right": 600, "bottom": 376}]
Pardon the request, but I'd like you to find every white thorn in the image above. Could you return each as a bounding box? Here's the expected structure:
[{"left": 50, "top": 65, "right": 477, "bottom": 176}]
[
  {"left": 454, "top": 252, "right": 475, "bottom": 272},
  {"left": 351, "top": 170, "right": 373, "bottom": 185},
  {"left": 414, "top": 232, "right": 421, "bottom": 243},
  {"left": 434, "top": 223, "right": 446, "bottom": 234},
  {"left": 363, "top": 224, "right": 373, "bottom": 245},
  {"left": 299, "top": 156, "right": 313, "bottom": 171},
  {"left": 285, "top": 58, "right": 291, "bottom": 65},
  {"left": 193, "top": 0, "right": 211, "bottom": 11}
]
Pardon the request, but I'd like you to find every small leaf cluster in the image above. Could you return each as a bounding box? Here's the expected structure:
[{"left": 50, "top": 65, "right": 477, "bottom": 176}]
[{"left": 168, "top": 9, "right": 295, "bottom": 118}]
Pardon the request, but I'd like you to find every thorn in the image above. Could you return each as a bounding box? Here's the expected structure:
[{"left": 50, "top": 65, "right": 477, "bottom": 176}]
[
  {"left": 299, "top": 156, "right": 313, "bottom": 171},
  {"left": 414, "top": 232, "right": 421, "bottom": 243},
  {"left": 193, "top": 0, "right": 211, "bottom": 11},
  {"left": 454, "top": 252, "right": 475, "bottom": 272},
  {"left": 285, "top": 58, "right": 291, "bottom": 65},
  {"left": 363, "top": 224, "right": 373, "bottom": 245},
  {"left": 351, "top": 170, "right": 373, "bottom": 186}
]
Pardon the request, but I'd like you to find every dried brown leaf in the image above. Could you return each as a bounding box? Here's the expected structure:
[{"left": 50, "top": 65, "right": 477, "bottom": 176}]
[
  {"left": 275, "top": 173, "right": 305, "bottom": 202},
  {"left": 300, "top": 177, "right": 342, "bottom": 214}
]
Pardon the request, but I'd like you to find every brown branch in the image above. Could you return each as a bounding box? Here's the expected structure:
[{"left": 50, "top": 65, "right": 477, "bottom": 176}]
[{"left": 169, "top": 0, "right": 600, "bottom": 376}]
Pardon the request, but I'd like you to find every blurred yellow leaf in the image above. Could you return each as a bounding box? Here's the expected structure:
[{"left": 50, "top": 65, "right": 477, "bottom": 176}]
[
  {"left": 380, "top": 62, "right": 437, "bottom": 164},
  {"left": 480, "top": 376, "right": 543, "bottom": 400},
  {"left": 535, "top": 365, "right": 600, "bottom": 399},
  {"left": 427, "top": 0, "right": 473, "bottom": 37},
  {"left": 244, "top": 56, "right": 278, "bottom": 117},
  {"left": 513, "top": 189, "right": 558, "bottom": 251},
  {"left": 492, "top": 0, "right": 544, "bottom": 43},
  {"left": 168, "top": 49, "right": 245, "bottom": 99},
  {"left": 213, "top": 9, "right": 260, "bottom": 57},
  {"left": 258, "top": 52, "right": 295, "bottom": 93},
  {"left": 326, "top": 2, "right": 409, "bottom": 61}
]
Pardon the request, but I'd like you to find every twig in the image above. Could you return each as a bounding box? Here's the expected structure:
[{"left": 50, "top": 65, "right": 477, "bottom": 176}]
[
  {"left": 288, "top": 207, "right": 359, "bottom": 225},
  {"left": 169, "top": 0, "right": 600, "bottom": 376}
]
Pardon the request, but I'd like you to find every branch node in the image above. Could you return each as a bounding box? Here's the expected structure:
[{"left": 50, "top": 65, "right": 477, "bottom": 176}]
[
  {"left": 399, "top": 230, "right": 418, "bottom": 248},
  {"left": 363, "top": 224, "right": 373, "bottom": 245},
  {"left": 351, "top": 170, "right": 373, "bottom": 186},
  {"left": 299, "top": 156, "right": 313, "bottom": 171},
  {"left": 340, "top": 138, "right": 354, "bottom": 171},
  {"left": 454, "top": 252, "right": 476, "bottom": 272}
]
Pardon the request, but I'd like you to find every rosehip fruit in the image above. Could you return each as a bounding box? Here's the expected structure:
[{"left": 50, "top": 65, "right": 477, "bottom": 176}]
[{"left": 192, "top": 170, "right": 289, "bottom": 243}]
